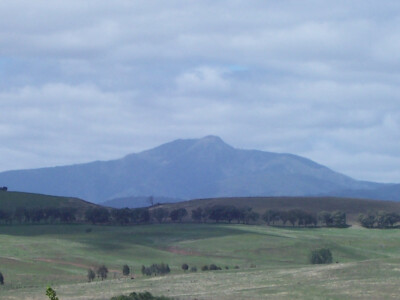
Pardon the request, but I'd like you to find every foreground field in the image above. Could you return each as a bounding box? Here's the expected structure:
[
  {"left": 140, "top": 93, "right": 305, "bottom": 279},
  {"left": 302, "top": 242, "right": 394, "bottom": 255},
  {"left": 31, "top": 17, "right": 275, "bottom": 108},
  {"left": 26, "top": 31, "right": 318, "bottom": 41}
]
[{"left": 1, "top": 224, "right": 400, "bottom": 299}]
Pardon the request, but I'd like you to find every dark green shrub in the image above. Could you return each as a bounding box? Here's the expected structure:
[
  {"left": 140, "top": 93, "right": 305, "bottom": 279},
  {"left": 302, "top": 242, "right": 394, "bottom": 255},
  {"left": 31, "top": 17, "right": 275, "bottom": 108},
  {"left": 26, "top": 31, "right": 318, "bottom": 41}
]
[
  {"left": 96, "top": 265, "right": 108, "bottom": 280},
  {"left": 111, "top": 291, "right": 174, "bottom": 300},
  {"left": 181, "top": 263, "right": 189, "bottom": 272},
  {"left": 141, "top": 263, "right": 170, "bottom": 276},
  {"left": 310, "top": 248, "right": 333, "bottom": 264},
  {"left": 46, "top": 287, "right": 59, "bottom": 300},
  {"left": 123, "top": 264, "right": 130, "bottom": 276},
  {"left": 0, "top": 271, "right": 4, "bottom": 285},
  {"left": 201, "top": 265, "right": 209, "bottom": 271},
  {"left": 87, "top": 268, "right": 95, "bottom": 282}
]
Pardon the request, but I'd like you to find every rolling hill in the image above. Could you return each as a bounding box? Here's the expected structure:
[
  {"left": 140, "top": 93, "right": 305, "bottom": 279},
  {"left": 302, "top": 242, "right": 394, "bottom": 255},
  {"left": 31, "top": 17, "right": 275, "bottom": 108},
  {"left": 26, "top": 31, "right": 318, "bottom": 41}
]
[
  {"left": 0, "top": 136, "right": 395, "bottom": 204},
  {"left": 0, "top": 191, "right": 98, "bottom": 212}
]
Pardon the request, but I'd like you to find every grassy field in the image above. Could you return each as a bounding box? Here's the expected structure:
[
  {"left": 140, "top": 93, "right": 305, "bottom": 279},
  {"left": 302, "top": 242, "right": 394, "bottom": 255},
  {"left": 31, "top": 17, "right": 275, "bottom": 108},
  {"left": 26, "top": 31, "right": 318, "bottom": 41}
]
[{"left": 1, "top": 223, "right": 400, "bottom": 299}]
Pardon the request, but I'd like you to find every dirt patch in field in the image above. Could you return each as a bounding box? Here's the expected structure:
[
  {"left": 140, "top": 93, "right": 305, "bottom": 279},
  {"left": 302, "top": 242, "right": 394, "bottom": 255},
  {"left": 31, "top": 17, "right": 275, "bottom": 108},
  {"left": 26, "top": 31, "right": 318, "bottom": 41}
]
[{"left": 165, "top": 246, "right": 203, "bottom": 256}]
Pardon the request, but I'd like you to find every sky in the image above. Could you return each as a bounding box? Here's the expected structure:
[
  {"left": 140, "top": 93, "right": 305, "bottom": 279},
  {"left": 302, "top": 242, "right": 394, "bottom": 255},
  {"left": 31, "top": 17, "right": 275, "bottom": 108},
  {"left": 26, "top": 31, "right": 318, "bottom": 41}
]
[{"left": 1, "top": 0, "right": 400, "bottom": 183}]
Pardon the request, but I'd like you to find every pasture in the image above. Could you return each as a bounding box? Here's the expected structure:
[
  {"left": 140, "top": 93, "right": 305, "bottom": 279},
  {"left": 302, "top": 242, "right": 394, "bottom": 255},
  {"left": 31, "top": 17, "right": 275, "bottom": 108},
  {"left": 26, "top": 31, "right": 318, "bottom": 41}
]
[{"left": 1, "top": 223, "right": 400, "bottom": 299}]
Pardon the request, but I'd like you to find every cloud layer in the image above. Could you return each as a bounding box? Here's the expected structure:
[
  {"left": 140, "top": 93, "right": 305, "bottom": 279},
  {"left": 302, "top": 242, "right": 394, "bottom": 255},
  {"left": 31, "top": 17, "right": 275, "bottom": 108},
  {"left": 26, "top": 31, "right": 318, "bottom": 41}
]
[{"left": 1, "top": 1, "right": 399, "bottom": 183}]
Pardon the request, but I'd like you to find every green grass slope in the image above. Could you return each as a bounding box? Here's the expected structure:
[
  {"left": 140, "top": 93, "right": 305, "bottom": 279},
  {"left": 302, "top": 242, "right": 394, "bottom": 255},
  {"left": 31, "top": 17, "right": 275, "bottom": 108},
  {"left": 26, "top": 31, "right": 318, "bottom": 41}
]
[
  {"left": 0, "top": 191, "right": 97, "bottom": 212},
  {"left": 1, "top": 224, "right": 400, "bottom": 299},
  {"left": 161, "top": 196, "right": 400, "bottom": 222}
]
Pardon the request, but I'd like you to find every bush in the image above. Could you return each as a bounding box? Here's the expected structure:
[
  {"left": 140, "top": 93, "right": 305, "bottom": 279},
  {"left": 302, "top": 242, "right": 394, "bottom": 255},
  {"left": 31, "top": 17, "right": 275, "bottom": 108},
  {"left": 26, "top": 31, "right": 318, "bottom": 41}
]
[
  {"left": 141, "top": 263, "right": 170, "bottom": 276},
  {"left": 111, "top": 291, "right": 174, "bottom": 300},
  {"left": 123, "top": 264, "right": 130, "bottom": 276},
  {"left": 87, "top": 268, "right": 95, "bottom": 282},
  {"left": 209, "top": 264, "right": 221, "bottom": 270},
  {"left": 201, "top": 265, "right": 209, "bottom": 271},
  {"left": 0, "top": 271, "right": 4, "bottom": 285},
  {"left": 310, "top": 248, "right": 333, "bottom": 264},
  {"left": 96, "top": 265, "right": 109, "bottom": 280},
  {"left": 190, "top": 266, "right": 197, "bottom": 272},
  {"left": 46, "top": 287, "right": 59, "bottom": 300},
  {"left": 181, "top": 263, "right": 189, "bottom": 272}
]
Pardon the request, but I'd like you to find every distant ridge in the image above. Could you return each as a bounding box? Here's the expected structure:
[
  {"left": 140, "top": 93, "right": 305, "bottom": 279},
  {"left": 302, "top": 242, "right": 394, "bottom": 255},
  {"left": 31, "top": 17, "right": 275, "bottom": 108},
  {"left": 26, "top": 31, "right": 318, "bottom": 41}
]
[
  {"left": 0, "top": 191, "right": 98, "bottom": 212},
  {"left": 0, "top": 136, "right": 396, "bottom": 203}
]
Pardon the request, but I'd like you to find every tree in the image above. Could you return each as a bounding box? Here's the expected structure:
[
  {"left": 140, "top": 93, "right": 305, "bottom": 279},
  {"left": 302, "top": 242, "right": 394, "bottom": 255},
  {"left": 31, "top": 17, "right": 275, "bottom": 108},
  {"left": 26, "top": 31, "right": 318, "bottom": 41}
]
[
  {"left": 310, "top": 248, "right": 333, "bottom": 264},
  {"left": 141, "top": 263, "right": 170, "bottom": 276},
  {"left": 190, "top": 266, "right": 197, "bottom": 272},
  {"left": 181, "top": 263, "right": 189, "bottom": 272},
  {"left": 87, "top": 268, "right": 95, "bottom": 282},
  {"left": 112, "top": 208, "right": 131, "bottom": 225},
  {"left": 331, "top": 211, "right": 346, "bottom": 227},
  {"left": 287, "top": 210, "right": 298, "bottom": 227},
  {"left": 170, "top": 208, "right": 188, "bottom": 222},
  {"left": 191, "top": 207, "right": 204, "bottom": 222},
  {"left": 207, "top": 205, "right": 225, "bottom": 223},
  {"left": 153, "top": 208, "right": 168, "bottom": 223},
  {"left": 131, "top": 208, "right": 150, "bottom": 224},
  {"left": 46, "top": 287, "right": 59, "bottom": 300},
  {"left": 223, "top": 206, "right": 240, "bottom": 223},
  {"left": 262, "top": 210, "right": 280, "bottom": 225},
  {"left": 0, "top": 271, "right": 3, "bottom": 285},
  {"left": 358, "top": 213, "right": 375, "bottom": 228},
  {"left": 123, "top": 264, "right": 130, "bottom": 276},
  {"left": 96, "top": 265, "right": 108, "bottom": 280},
  {"left": 318, "top": 211, "right": 333, "bottom": 226},
  {"left": 85, "top": 208, "right": 110, "bottom": 224},
  {"left": 148, "top": 196, "right": 154, "bottom": 207}
]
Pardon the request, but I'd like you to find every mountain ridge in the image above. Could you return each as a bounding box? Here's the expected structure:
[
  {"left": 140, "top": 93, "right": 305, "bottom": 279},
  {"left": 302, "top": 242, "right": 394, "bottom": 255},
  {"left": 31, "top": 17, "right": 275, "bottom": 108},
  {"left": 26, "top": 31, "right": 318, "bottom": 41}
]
[{"left": 0, "top": 136, "right": 395, "bottom": 203}]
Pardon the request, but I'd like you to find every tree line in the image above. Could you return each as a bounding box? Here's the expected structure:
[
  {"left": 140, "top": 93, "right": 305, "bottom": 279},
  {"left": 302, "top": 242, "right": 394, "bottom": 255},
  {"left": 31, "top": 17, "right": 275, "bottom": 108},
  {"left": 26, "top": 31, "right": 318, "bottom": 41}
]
[
  {"left": 0, "top": 205, "right": 349, "bottom": 227},
  {"left": 262, "top": 209, "right": 347, "bottom": 227},
  {"left": 0, "top": 207, "right": 77, "bottom": 224},
  {"left": 358, "top": 211, "right": 400, "bottom": 228}
]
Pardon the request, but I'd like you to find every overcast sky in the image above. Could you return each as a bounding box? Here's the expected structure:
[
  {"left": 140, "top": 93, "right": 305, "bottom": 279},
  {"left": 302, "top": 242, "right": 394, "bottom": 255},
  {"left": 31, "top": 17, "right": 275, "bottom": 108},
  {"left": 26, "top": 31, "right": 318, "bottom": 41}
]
[{"left": 1, "top": 0, "right": 400, "bottom": 183}]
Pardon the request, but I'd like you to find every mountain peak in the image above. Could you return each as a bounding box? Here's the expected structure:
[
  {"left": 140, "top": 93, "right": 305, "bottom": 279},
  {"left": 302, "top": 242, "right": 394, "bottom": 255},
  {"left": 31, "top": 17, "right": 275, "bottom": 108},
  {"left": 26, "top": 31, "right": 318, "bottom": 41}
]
[
  {"left": 192, "top": 135, "right": 233, "bottom": 151},
  {"left": 200, "top": 135, "right": 225, "bottom": 143}
]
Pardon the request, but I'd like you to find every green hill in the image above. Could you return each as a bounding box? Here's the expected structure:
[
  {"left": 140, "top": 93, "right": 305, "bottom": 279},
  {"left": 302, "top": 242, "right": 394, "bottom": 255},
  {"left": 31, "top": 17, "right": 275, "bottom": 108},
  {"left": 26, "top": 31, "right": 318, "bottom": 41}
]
[
  {"left": 0, "top": 191, "right": 98, "bottom": 212},
  {"left": 160, "top": 196, "right": 400, "bottom": 222}
]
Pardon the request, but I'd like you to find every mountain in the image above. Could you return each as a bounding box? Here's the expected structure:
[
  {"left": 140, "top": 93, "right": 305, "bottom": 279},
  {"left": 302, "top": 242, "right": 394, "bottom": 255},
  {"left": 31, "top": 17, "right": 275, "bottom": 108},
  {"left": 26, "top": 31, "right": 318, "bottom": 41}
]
[{"left": 0, "top": 135, "right": 394, "bottom": 203}]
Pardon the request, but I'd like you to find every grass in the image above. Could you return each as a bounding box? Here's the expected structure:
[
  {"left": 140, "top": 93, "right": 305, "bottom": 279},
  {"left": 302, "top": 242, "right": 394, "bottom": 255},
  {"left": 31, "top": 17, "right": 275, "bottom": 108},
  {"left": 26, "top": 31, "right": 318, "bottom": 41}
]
[
  {"left": 0, "top": 191, "right": 96, "bottom": 212},
  {"left": 1, "top": 223, "right": 400, "bottom": 299}
]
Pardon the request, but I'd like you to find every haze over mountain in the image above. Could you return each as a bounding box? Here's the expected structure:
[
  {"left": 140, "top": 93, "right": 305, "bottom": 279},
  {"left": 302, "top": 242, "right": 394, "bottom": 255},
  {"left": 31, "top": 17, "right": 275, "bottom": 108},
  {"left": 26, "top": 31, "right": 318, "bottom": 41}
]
[{"left": 0, "top": 136, "right": 396, "bottom": 204}]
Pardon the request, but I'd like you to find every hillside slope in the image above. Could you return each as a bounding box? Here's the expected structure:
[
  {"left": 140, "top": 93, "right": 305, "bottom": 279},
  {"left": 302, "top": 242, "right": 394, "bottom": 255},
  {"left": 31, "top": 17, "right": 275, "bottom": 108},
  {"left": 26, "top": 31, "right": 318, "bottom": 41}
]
[
  {"left": 0, "top": 191, "right": 97, "bottom": 212},
  {"left": 0, "top": 136, "right": 388, "bottom": 203}
]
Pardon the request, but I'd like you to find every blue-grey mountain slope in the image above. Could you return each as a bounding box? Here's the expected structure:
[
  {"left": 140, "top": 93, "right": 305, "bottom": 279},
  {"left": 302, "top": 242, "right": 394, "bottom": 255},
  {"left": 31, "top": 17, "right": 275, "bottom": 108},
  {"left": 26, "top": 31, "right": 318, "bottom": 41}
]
[{"left": 0, "top": 136, "right": 390, "bottom": 203}]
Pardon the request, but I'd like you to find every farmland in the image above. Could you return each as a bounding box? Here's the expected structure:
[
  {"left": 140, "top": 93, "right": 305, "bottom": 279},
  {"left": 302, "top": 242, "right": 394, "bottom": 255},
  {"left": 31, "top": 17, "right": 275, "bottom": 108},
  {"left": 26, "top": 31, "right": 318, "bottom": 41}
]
[{"left": 1, "top": 223, "right": 400, "bottom": 299}]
